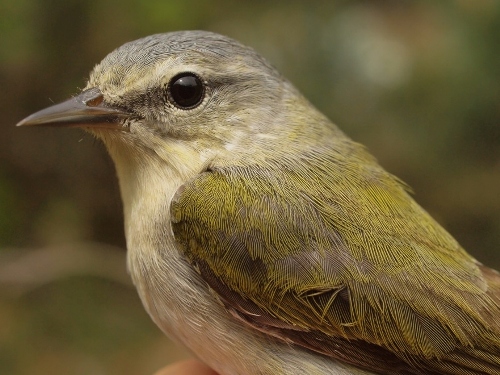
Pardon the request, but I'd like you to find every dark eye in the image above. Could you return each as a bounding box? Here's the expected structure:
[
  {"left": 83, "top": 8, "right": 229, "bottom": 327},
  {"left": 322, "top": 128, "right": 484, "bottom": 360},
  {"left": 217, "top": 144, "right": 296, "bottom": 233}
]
[{"left": 168, "top": 72, "right": 204, "bottom": 109}]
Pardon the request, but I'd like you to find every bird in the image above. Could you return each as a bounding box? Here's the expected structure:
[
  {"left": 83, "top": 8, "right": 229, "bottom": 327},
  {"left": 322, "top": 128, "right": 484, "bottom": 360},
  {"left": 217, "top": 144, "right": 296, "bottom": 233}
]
[{"left": 17, "top": 30, "right": 500, "bottom": 375}]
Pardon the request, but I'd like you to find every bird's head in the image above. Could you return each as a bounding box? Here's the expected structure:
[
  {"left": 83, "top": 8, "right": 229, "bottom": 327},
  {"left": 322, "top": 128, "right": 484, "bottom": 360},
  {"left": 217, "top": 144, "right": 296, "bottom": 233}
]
[{"left": 18, "top": 31, "right": 326, "bottom": 177}]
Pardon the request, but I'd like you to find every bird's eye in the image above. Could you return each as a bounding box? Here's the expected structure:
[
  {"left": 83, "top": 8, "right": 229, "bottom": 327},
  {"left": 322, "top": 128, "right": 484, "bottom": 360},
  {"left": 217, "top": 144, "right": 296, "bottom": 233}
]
[{"left": 168, "top": 72, "right": 204, "bottom": 109}]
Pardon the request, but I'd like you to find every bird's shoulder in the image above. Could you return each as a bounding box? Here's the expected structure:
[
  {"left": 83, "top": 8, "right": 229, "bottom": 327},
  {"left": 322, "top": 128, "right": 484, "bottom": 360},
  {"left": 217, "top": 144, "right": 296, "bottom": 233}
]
[{"left": 170, "top": 151, "right": 500, "bottom": 374}]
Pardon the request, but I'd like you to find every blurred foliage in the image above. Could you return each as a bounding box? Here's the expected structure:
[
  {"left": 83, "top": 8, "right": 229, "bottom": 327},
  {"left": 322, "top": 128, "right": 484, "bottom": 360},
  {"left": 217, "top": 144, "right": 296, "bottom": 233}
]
[{"left": 1, "top": 1, "right": 499, "bottom": 374}]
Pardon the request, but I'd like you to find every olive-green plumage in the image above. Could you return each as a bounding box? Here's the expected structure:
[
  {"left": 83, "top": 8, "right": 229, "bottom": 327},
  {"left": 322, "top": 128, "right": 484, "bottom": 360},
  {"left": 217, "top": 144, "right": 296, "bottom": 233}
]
[
  {"left": 18, "top": 31, "right": 500, "bottom": 375},
  {"left": 171, "top": 151, "right": 500, "bottom": 374}
]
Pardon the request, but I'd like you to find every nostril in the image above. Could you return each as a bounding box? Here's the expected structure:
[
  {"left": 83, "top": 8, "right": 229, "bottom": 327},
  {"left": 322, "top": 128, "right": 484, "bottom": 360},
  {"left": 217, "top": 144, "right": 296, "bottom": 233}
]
[{"left": 85, "top": 94, "right": 104, "bottom": 107}]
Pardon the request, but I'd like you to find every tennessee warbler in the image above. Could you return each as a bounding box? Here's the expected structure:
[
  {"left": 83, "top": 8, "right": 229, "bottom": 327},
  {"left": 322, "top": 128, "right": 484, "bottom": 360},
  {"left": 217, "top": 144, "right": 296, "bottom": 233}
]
[{"left": 18, "top": 31, "right": 500, "bottom": 375}]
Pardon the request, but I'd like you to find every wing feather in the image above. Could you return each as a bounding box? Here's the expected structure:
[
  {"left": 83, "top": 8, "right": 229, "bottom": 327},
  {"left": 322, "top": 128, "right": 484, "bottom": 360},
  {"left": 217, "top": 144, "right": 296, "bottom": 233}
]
[{"left": 171, "top": 149, "right": 500, "bottom": 374}]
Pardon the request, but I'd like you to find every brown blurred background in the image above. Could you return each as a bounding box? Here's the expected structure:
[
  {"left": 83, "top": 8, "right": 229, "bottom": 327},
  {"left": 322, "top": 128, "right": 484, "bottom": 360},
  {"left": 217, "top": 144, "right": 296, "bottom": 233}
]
[{"left": 1, "top": 1, "right": 499, "bottom": 374}]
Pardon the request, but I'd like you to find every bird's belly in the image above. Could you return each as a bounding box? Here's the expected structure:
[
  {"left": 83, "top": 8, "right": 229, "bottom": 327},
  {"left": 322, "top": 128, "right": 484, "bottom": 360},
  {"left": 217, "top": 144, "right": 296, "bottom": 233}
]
[{"left": 125, "top": 237, "right": 372, "bottom": 375}]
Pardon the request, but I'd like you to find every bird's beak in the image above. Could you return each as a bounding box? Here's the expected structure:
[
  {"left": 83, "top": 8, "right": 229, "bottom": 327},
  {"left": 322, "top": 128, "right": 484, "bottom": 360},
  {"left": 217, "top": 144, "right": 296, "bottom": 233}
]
[{"left": 16, "top": 87, "right": 130, "bottom": 130}]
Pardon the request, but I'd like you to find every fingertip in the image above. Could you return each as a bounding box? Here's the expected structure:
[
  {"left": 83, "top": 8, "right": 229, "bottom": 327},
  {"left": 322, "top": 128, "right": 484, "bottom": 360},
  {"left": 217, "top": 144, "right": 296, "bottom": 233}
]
[{"left": 153, "top": 359, "right": 218, "bottom": 375}]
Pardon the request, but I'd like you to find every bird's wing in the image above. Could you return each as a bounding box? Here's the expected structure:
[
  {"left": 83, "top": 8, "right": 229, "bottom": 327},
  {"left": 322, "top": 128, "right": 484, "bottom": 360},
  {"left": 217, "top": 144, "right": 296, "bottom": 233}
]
[{"left": 170, "top": 153, "right": 500, "bottom": 375}]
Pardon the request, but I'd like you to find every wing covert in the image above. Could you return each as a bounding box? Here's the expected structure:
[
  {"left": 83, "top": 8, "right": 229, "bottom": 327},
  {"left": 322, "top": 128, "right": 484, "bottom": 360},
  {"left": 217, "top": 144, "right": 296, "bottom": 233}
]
[{"left": 170, "top": 157, "right": 500, "bottom": 374}]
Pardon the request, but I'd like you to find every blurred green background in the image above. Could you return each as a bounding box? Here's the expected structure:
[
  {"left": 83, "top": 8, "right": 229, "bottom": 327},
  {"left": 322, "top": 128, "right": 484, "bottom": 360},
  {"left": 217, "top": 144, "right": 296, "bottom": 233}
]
[{"left": 1, "top": 1, "right": 499, "bottom": 374}]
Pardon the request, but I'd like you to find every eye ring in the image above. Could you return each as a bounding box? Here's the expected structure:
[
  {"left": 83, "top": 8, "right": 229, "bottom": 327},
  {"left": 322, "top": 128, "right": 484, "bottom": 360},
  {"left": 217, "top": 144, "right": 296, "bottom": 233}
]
[{"left": 168, "top": 72, "right": 205, "bottom": 109}]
